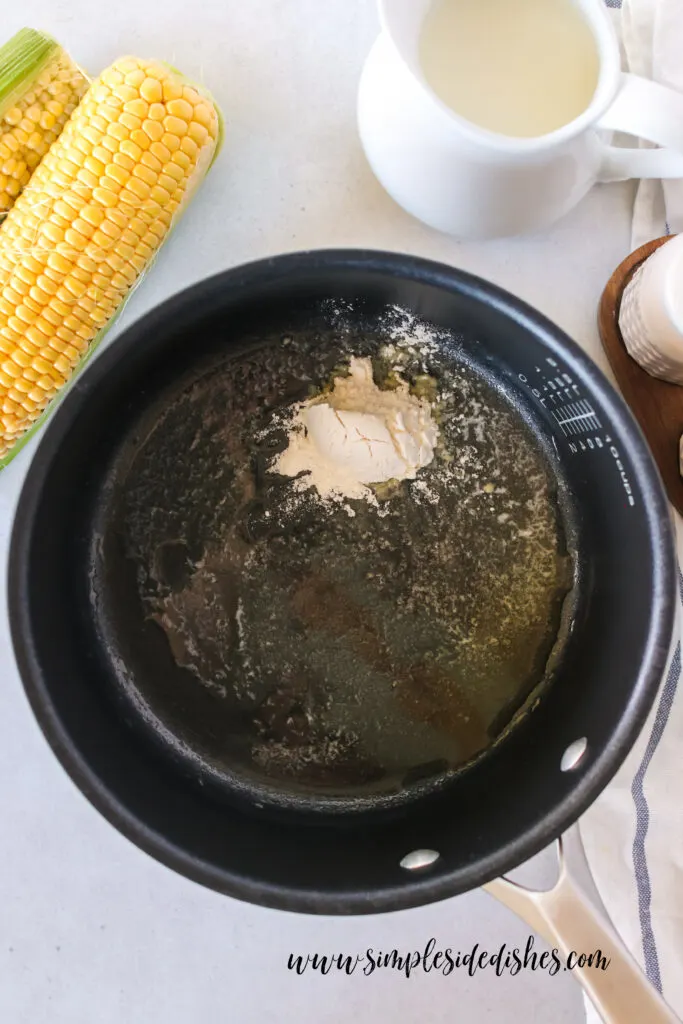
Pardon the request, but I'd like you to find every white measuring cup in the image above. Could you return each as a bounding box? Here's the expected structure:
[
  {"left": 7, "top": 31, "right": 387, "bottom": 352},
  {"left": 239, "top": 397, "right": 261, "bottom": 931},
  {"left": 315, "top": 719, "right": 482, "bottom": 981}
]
[{"left": 357, "top": 0, "right": 683, "bottom": 238}]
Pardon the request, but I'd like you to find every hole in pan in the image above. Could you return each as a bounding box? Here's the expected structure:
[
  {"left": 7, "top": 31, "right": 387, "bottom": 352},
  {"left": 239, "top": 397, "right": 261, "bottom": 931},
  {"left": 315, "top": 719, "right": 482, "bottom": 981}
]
[
  {"left": 560, "top": 737, "right": 588, "bottom": 772},
  {"left": 400, "top": 849, "right": 441, "bottom": 871}
]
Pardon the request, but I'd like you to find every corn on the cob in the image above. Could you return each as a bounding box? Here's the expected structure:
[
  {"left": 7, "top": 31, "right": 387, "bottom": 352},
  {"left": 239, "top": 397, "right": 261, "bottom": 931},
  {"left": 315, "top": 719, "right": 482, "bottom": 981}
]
[
  {"left": 0, "top": 28, "right": 88, "bottom": 216},
  {"left": 0, "top": 55, "right": 221, "bottom": 462}
]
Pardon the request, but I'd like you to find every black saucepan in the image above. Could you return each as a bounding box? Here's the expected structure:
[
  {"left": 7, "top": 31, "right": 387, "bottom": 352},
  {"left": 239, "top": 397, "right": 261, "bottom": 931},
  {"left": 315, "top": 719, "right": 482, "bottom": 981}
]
[{"left": 8, "top": 251, "right": 675, "bottom": 926}]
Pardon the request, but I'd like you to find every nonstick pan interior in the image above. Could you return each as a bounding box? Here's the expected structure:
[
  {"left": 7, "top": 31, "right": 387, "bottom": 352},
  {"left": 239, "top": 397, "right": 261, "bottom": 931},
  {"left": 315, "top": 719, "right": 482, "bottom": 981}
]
[
  {"left": 9, "top": 251, "right": 675, "bottom": 912},
  {"left": 91, "top": 301, "right": 576, "bottom": 815}
]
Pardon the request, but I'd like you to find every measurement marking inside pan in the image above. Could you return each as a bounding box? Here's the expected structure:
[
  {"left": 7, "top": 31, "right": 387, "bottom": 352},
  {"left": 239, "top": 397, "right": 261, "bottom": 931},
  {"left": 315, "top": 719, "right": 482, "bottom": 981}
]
[{"left": 552, "top": 401, "right": 602, "bottom": 437}]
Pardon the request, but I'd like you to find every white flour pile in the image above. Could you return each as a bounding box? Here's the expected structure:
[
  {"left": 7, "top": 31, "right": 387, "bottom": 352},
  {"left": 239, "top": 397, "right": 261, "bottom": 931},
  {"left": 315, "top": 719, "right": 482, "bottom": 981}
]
[{"left": 272, "top": 356, "right": 439, "bottom": 501}]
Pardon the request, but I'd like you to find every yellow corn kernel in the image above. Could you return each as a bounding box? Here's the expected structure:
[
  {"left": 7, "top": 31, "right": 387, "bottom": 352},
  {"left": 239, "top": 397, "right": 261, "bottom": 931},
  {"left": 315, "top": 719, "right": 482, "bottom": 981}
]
[
  {"left": 124, "top": 98, "right": 148, "bottom": 119},
  {"left": 161, "top": 132, "right": 180, "bottom": 152},
  {"left": 104, "top": 207, "right": 130, "bottom": 230},
  {"left": 99, "top": 104, "right": 122, "bottom": 124},
  {"left": 104, "top": 163, "right": 128, "bottom": 187},
  {"left": 130, "top": 129, "right": 150, "bottom": 151},
  {"left": 193, "top": 102, "right": 216, "bottom": 130},
  {"left": 142, "top": 118, "right": 164, "bottom": 142},
  {"left": 91, "top": 187, "right": 118, "bottom": 208},
  {"left": 112, "top": 84, "right": 138, "bottom": 104},
  {"left": 126, "top": 177, "right": 149, "bottom": 202},
  {"left": 133, "top": 164, "right": 157, "bottom": 187},
  {"left": 149, "top": 141, "right": 170, "bottom": 163},
  {"left": 76, "top": 168, "right": 99, "bottom": 190},
  {"left": 125, "top": 69, "right": 146, "bottom": 90},
  {"left": 167, "top": 98, "right": 193, "bottom": 121},
  {"left": 120, "top": 112, "right": 142, "bottom": 133},
  {"left": 180, "top": 136, "right": 198, "bottom": 160},
  {"left": 120, "top": 139, "right": 142, "bottom": 162},
  {"left": 113, "top": 151, "right": 135, "bottom": 172},
  {"left": 188, "top": 122, "right": 209, "bottom": 146},
  {"left": 140, "top": 78, "right": 162, "bottom": 104}
]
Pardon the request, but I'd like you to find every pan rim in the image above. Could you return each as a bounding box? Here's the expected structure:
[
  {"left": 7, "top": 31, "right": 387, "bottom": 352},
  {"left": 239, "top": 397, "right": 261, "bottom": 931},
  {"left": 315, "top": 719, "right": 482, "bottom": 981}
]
[{"left": 8, "top": 248, "right": 677, "bottom": 913}]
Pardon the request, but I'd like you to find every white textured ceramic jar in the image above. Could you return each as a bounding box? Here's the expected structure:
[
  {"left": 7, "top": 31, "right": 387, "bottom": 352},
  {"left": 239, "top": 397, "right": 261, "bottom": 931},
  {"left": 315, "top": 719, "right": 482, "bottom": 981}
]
[
  {"left": 619, "top": 235, "right": 683, "bottom": 383},
  {"left": 358, "top": 0, "right": 683, "bottom": 239}
]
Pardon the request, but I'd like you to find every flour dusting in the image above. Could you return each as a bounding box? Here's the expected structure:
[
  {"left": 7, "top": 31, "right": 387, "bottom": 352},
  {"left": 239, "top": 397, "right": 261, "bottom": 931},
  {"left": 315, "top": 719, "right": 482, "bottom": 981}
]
[{"left": 272, "top": 356, "right": 439, "bottom": 503}]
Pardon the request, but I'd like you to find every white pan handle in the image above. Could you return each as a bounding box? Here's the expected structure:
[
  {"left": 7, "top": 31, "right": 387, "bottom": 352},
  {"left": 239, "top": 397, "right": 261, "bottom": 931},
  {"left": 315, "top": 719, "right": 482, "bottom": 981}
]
[{"left": 484, "top": 834, "right": 680, "bottom": 1024}]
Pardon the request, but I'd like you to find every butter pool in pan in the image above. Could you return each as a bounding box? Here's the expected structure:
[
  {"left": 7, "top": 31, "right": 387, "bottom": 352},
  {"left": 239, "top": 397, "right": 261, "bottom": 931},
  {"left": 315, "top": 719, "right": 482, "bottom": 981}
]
[{"left": 95, "top": 306, "right": 575, "bottom": 811}]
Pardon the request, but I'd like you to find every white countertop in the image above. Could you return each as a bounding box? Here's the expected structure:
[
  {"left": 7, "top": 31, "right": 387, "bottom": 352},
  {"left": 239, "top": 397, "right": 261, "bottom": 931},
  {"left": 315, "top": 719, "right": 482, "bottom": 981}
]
[{"left": 0, "top": 2, "right": 637, "bottom": 1021}]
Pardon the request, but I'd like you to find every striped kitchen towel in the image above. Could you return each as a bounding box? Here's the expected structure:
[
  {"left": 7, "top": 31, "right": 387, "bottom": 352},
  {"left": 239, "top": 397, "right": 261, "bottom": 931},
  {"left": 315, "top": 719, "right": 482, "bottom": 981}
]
[
  {"left": 579, "top": 543, "right": 683, "bottom": 1022},
  {"left": 580, "top": 9, "right": 683, "bottom": 1021},
  {"left": 620, "top": 0, "right": 683, "bottom": 247}
]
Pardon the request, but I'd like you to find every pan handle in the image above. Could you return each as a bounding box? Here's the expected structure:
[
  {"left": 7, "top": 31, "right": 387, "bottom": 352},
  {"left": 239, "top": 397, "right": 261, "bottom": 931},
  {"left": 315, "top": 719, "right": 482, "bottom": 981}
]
[{"left": 484, "top": 835, "right": 680, "bottom": 1024}]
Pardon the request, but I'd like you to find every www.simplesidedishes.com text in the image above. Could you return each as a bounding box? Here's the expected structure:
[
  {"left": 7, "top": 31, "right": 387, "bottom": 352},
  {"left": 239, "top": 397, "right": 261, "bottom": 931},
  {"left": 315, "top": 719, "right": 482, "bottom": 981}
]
[{"left": 287, "top": 936, "right": 610, "bottom": 978}]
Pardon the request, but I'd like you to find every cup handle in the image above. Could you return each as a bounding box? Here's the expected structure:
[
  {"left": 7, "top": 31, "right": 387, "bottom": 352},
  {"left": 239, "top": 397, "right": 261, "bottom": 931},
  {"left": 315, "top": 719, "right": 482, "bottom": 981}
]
[
  {"left": 597, "top": 72, "right": 683, "bottom": 182},
  {"left": 484, "top": 832, "right": 680, "bottom": 1024}
]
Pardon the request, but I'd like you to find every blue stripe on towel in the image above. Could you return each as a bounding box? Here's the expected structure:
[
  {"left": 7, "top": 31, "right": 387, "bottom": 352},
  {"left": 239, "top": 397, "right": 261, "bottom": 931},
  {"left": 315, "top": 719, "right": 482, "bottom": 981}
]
[
  {"left": 631, "top": 580, "right": 682, "bottom": 992},
  {"left": 604, "top": 0, "right": 622, "bottom": 7}
]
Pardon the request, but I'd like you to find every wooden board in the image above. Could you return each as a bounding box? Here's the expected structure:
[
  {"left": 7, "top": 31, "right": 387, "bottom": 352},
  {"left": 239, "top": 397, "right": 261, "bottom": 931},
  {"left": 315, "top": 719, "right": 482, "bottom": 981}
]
[{"left": 598, "top": 234, "right": 683, "bottom": 516}]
